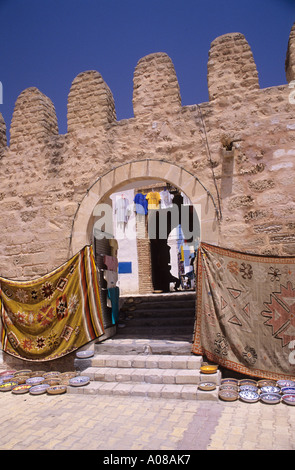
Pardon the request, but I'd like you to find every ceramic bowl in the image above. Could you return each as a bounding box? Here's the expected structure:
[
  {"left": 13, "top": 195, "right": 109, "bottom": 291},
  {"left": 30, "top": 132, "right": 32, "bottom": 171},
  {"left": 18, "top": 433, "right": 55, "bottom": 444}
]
[
  {"left": 0, "top": 370, "right": 16, "bottom": 377},
  {"left": 239, "top": 379, "right": 257, "bottom": 386},
  {"left": 200, "top": 365, "right": 218, "bottom": 374},
  {"left": 239, "top": 390, "right": 260, "bottom": 403},
  {"left": 69, "top": 376, "right": 90, "bottom": 387},
  {"left": 76, "top": 350, "right": 94, "bottom": 359},
  {"left": 14, "top": 369, "right": 32, "bottom": 377},
  {"left": 29, "top": 384, "right": 50, "bottom": 395},
  {"left": 0, "top": 381, "right": 18, "bottom": 392},
  {"left": 260, "top": 393, "right": 281, "bottom": 405},
  {"left": 282, "top": 394, "right": 295, "bottom": 406},
  {"left": 260, "top": 385, "right": 280, "bottom": 395},
  {"left": 26, "top": 376, "right": 45, "bottom": 386},
  {"left": 277, "top": 380, "right": 295, "bottom": 388},
  {"left": 15, "top": 375, "right": 30, "bottom": 385},
  {"left": 221, "top": 378, "right": 239, "bottom": 385},
  {"left": 30, "top": 371, "right": 46, "bottom": 378},
  {"left": 219, "top": 384, "right": 239, "bottom": 392},
  {"left": 239, "top": 385, "right": 258, "bottom": 393},
  {"left": 2, "top": 375, "right": 15, "bottom": 383},
  {"left": 60, "top": 372, "right": 78, "bottom": 379},
  {"left": 11, "top": 384, "right": 32, "bottom": 394},
  {"left": 44, "top": 378, "right": 61, "bottom": 386},
  {"left": 43, "top": 371, "right": 61, "bottom": 378},
  {"left": 258, "top": 380, "right": 276, "bottom": 388},
  {"left": 47, "top": 385, "right": 67, "bottom": 395},
  {"left": 281, "top": 387, "right": 295, "bottom": 395},
  {"left": 198, "top": 382, "right": 216, "bottom": 391},
  {"left": 218, "top": 389, "right": 239, "bottom": 402}
]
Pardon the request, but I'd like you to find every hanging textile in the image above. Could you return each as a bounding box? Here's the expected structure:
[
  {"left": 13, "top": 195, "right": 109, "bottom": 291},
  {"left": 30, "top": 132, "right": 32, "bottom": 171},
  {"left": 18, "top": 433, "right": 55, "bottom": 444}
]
[
  {"left": 107, "top": 287, "right": 120, "bottom": 325},
  {"left": 103, "top": 270, "right": 118, "bottom": 288},
  {"left": 0, "top": 246, "right": 104, "bottom": 362},
  {"left": 134, "top": 192, "right": 148, "bottom": 215},
  {"left": 115, "top": 195, "right": 130, "bottom": 223},
  {"left": 160, "top": 189, "right": 174, "bottom": 209},
  {"left": 103, "top": 255, "right": 118, "bottom": 272},
  {"left": 146, "top": 191, "right": 161, "bottom": 210},
  {"left": 192, "top": 243, "right": 295, "bottom": 380}
]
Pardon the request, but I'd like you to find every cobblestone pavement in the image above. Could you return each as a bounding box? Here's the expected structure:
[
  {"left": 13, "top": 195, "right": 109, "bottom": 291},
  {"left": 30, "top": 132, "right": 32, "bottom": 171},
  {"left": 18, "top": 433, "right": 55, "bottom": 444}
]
[{"left": 0, "top": 392, "right": 294, "bottom": 452}]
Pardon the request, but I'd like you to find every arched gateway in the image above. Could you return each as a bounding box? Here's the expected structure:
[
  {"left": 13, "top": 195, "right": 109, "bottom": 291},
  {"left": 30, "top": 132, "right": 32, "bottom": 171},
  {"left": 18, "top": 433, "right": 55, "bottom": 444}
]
[{"left": 70, "top": 159, "right": 219, "bottom": 257}]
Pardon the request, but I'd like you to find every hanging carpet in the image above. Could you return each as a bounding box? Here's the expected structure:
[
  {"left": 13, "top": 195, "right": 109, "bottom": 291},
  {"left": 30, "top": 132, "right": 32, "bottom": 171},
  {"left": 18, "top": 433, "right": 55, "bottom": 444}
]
[
  {"left": 192, "top": 243, "right": 295, "bottom": 380},
  {"left": 0, "top": 245, "right": 104, "bottom": 362}
]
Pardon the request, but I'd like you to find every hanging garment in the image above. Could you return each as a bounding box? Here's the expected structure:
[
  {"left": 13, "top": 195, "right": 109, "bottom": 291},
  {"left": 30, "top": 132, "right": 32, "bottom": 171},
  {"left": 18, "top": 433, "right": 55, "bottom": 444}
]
[
  {"left": 146, "top": 191, "right": 161, "bottom": 210},
  {"left": 160, "top": 189, "right": 174, "bottom": 209},
  {"left": 107, "top": 286, "right": 120, "bottom": 325},
  {"left": 103, "top": 255, "right": 118, "bottom": 272},
  {"left": 115, "top": 195, "right": 129, "bottom": 223},
  {"left": 0, "top": 246, "right": 104, "bottom": 362},
  {"left": 103, "top": 270, "right": 118, "bottom": 288},
  {"left": 109, "top": 239, "right": 118, "bottom": 257},
  {"left": 134, "top": 192, "right": 148, "bottom": 215}
]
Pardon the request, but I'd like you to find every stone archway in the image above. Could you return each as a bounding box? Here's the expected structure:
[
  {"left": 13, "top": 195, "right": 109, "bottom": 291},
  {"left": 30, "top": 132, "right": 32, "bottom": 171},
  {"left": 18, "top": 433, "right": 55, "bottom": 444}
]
[{"left": 70, "top": 159, "right": 220, "bottom": 256}]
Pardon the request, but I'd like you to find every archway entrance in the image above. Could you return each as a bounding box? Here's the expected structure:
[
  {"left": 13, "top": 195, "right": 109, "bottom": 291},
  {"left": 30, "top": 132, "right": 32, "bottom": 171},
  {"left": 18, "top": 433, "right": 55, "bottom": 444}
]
[{"left": 69, "top": 160, "right": 219, "bottom": 337}]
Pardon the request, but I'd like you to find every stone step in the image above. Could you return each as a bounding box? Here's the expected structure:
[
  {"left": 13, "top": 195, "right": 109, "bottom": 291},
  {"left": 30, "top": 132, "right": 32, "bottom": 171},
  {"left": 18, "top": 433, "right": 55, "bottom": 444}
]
[
  {"left": 77, "top": 353, "right": 203, "bottom": 370},
  {"left": 122, "top": 316, "right": 195, "bottom": 327},
  {"left": 66, "top": 381, "right": 219, "bottom": 401},
  {"left": 124, "top": 301, "right": 195, "bottom": 312},
  {"left": 92, "top": 338, "right": 194, "bottom": 355},
  {"left": 124, "top": 308, "right": 195, "bottom": 319}
]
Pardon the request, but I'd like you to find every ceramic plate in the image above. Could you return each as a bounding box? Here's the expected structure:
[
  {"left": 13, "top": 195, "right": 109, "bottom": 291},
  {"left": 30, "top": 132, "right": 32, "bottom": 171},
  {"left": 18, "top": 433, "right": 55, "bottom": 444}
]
[
  {"left": 44, "top": 378, "right": 61, "bottom": 386},
  {"left": 218, "top": 390, "right": 238, "bottom": 402},
  {"left": 43, "top": 371, "right": 61, "bottom": 378},
  {"left": 221, "top": 378, "right": 239, "bottom": 385},
  {"left": 11, "top": 384, "right": 32, "bottom": 394},
  {"left": 30, "top": 384, "right": 50, "bottom": 395},
  {"left": 69, "top": 376, "right": 90, "bottom": 387},
  {"left": 61, "top": 372, "right": 77, "bottom": 379},
  {"left": 200, "top": 365, "right": 218, "bottom": 374},
  {"left": 0, "top": 370, "right": 16, "bottom": 377},
  {"left": 277, "top": 380, "right": 295, "bottom": 388},
  {"left": 239, "top": 390, "right": 260, "bottom": 403},
  {"left": 239, "top": 379, "right": 257, "bottom": 386},
  {"left": 258, "top": 380, "right": 276, "bottom": 388},
  {"left": 282, "top": 394, "right": 295, "bottom": 406},
  {"left": 47, "top": 385, "right": 67, "bottom": 395},
  {"left": 2, "top": 375, "right": 15, "bottom": 383},
  {"left": 198, "top": 382, "right": 216, "bottom": 391},
  {"left": 0, "top": 381, "right": 18, "bottom": 391},
  {"left": 219, "top": 384, "right": 239, "bottom": 391},
  {"left": 260, "top": 385, "right": 280, "bottom": 394},
  {"left": 239, "top": 385, "right": 258, "bottom": 393},
  {"left": 26, "top": 376, "right": 45, "bottom": 385},
  {"left": 14, "top": 369, "right": 32, "bottom": 376},
  {"left": 260, "top": 393, "right": 281, "bottom": 405},
  {"left": 281, "top": 387, "right": 295, "bottom": 395},
  {"left": 76, "top": 350, "right": 94, "bottom": 359}
]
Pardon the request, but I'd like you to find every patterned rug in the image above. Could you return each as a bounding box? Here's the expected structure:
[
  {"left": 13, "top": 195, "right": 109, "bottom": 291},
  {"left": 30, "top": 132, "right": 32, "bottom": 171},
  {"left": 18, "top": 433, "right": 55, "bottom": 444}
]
[
  {"left": 192, "top": 243, "right": 295, "bottom": 380},
  {"left": 0, "top": 246, "right": 104, "bottom": 361}
]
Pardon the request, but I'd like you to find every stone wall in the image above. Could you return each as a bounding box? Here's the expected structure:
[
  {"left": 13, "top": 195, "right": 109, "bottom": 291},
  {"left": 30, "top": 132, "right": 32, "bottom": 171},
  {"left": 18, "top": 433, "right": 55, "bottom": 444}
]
[{"left": 0, "top": 24, "right": 295, "bottom": 280}]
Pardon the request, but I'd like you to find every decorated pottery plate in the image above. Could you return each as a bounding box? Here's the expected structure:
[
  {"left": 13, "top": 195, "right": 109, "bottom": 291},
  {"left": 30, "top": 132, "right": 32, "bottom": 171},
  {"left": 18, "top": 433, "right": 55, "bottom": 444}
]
[
  {"left": 277, "top": 380, "right": 295, "bottom": 388},
  {"left": 0, "top": 370, "right": 16, "bottom": 377},
  {"left": 200, "top": 365, "right": 218, "bottom": 374},
  {"left": 198, "top": 382, "right": 216, "bottom": 391},
  {"left": 15, "top": 375, "right": 30, "bottom": 385},
  {"left": 69, "top": 376, "right": 90, "bottom": 387},
  {"left": 258, "top": 380, "right": 276, "bottom": 388},
  {"left": 219, "top": 384, "right": 239, "bottom": 392},
  {"left": 43, "top": 372, "right": 61, "bottom": 379},
  {"left": 260, "top": 385, "right": 280, "bottom": 395},
  {"left": 44, "top": 378, "right": 61, "bottom": 386},
  {"left": 14, "top": 369, "right": 32, "bottom": 376},
  {"left": 26, "top": 376, "right": 45, "bottom": 385},
  {"left": 76, "top": 350, "right": 94, "bottom": 359},
  {"left": 30, "top": 371, "right": 46, "bottom": 378},
  {"left": 239, "top": 390, "right": 260, "bottom": 403},
  {"left": 239, "top": 379, "right": 257, "bottom": 386},
  {"left": 47, "top": 385, "right": 67, "bottom": 395},
  {"left": 218, "top": 389, "right": 238, "bottom": 402},
  {"left": 0, "top": 381, "right": 18, "bottom": 391},
  {"left": 239, "top": 385, "right": 258, "bottom": 393},
  {"left": 260, "top": 393, "right": 281, "bottom": 405},
  {"left": 11, "top": 384, "right": 32, "bottom": 394},
  {"left": 2, "top": 375, "right": 15, "bottom": 383},
  {"left": 281, "top": 387, "right": 295, "bottom": 395},
  {"left": 29, "top": 384, "right": 50, "bottom": 395},
  {"left": 282, "top": 394, "right": 295, "bottom": 406},
  {"left": 61, "top": 371, "right": 78, "bottom": 379},
  {"left": 221, "top": 378, "right": 239, "bottom": 385}
]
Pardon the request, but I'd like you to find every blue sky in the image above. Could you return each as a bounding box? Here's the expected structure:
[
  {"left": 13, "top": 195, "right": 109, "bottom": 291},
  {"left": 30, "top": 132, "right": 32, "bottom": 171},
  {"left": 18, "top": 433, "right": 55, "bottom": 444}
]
[{"left": 1, "top": 0, "right": 295, "bottom": 138}]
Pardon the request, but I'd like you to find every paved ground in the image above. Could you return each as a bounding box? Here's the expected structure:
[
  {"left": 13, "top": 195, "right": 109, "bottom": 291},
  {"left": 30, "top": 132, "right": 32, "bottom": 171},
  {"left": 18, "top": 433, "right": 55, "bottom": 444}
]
[{"left": 0, "top": 391, "right": 294, "bottom": 452}]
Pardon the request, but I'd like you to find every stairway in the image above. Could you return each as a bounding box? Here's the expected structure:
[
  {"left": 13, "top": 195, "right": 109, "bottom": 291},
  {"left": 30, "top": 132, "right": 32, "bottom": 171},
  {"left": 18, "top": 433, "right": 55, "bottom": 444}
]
[{"left": 69, "top": 292, "right": 221, "bottom": 400}]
